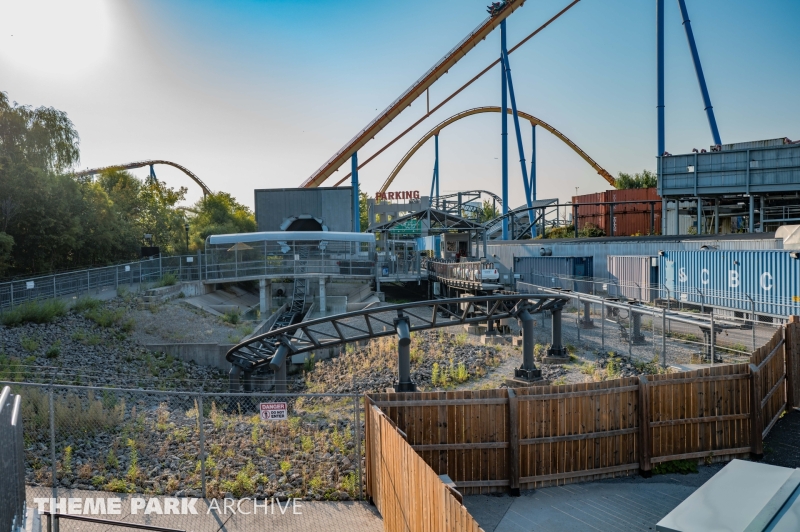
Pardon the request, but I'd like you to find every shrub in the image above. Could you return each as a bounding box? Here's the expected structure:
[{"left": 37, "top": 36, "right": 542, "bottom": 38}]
[
  {"left": 0, "top": 299, "right": 67, "bottom": 326},
  {"left": 0, "top": 354, "right": 25, "bottom": 381},
  {"left": 85, "top": 308, "right": 125, "bottom": 328},
  {"left": 45, "top": 341, "right": 61, "bottom": 359},
  {"left": 72, "top": 296, "right": 101, "bottom": 313},
  {"left": 155, "top": 273, "right": 178, "bottom": 287},
  {"left": 304, "top": 353, "right": 316, "bottom": 373},
  {"left": 280, "top": 460, "right": 291, "bottom": 474},
  {"left": 61, "top": 446, "right": 73, "bottom": 476},
  {"left": 222, "top": 309, "right": 241, "bottom": 325},
  {"left": 20, "top": 336, "right": 39, "bottom": 352},
  {"left": 431, "top": 363, "right": 441, "bottom": 387}
]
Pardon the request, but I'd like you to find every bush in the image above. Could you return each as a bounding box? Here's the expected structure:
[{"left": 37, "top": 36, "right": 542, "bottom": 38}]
[
  {"left": 0, "top": 299, "right": 67, "bottom": 326},
  {"left": 222, "top": 309, "right": 241, "bottom": 325},
  {"left": 72, "top": 296, "right": 101, "bottom": 313},
  {"left": 155, "top": 273, "right": 178, "bottom": 287},
  {"left": 45, "top": 341, "right": 61, "bottom": 359},
  {"left": 85, "top": 308, "right": 125, "bottom": 328}
]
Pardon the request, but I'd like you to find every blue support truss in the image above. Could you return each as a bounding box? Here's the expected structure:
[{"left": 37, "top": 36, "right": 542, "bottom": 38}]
[
  {"left": 657, "top": 0, "right": 665, "bottom": 156},
  {"left": 501, "top": 48, "right": 534, "bottom": 226},
  {"left": 352, "top": 152, "right": 360, "bottom": 232},
  {"left": 500, "top": 20, "right": 509, "bottom": 240}
]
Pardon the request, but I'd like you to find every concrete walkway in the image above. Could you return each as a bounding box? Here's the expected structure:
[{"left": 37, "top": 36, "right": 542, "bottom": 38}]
[
  {"left": 27, "top": 489, "right": 382, "bottom": 532},
  {"left": 464, "top": 465, "right": 725, "bottom": 532}
]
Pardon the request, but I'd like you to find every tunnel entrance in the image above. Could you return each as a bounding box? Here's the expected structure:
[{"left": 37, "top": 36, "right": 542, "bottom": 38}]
[{"left": 285, "top": 218, "right": 323, "bottom": 231}]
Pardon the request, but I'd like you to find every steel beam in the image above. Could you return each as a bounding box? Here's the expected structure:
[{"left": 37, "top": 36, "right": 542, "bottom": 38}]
[
  {"left": 676, "top": 0, "right": 722, "bottom": 146},
  {"left": 501, "top": 20, "right": 509, "bottom": 241},
  {"left": 501, "top": 48, "right": 533, "bottom": 226},
  {"left": 657, "top": 0, "right": 665, "bottom": 156},
  {"left": 352, "top": 152, "right": 360, "bottom": 232},
  {"left": 514, "top": 310, "right": 542, "bottom": 381}
]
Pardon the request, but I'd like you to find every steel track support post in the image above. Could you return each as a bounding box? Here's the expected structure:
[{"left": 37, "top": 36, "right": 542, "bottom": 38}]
[
  {"left": 275, "top": 360, "right": 287, "bottom": 394},
  {"left": 501, "top": 49, "right": 533, "bottom": 226},
  {"left": 547, "top": 306, "right": 567, "bottom": 358},
  {"left": 435, "top": 134, "right": 440, "bottom": 200},
  {"left": 514, "top": 309, "right": 543, "bottom": 381},
  {"left": 677, "top": 0, "right": 722, "bottom": 146},
  {"left": 580, "top": 298, "right": 593, "bottom": 329},
  {"left": 531, "top": 124, "right": 537, "bottom": 204},
  {"left": 229, "top": 365, "right": 242, "bottom": 392},
  {"left": 352, "top": 152, "right": 360, "bottom": 233},
  {"left": 500, "top": 20, "right": 509, "bottom": 241},
  {"left": 657, "top": 0, "right": 665, "bottom": 156},
  {"left": 394, "top": 314, "right": 416, "bottom": 392},
  {"left": 631, "top": 307, "right": 645, "bottom": 344}
]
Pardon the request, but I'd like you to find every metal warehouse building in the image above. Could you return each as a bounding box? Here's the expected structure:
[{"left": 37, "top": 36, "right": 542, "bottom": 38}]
[{"left": 254, "top": 187, "right": 354, "bottom": 233}]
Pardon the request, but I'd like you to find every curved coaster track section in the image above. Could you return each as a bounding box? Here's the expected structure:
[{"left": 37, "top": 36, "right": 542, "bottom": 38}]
[
  {"left": 73, "top": 159, "right": 212, "bottom": 197},
  {"left": 227, "top": 293, "right": 569, "bottom": 392}
]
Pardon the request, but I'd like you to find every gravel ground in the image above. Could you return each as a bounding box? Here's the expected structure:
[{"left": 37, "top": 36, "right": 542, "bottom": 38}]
[
  {"left": 127, "top": 298, "right": 255, "bottom": 346},
  {"left": 761, "top": 409, "right": 800, "bottom": 469}
]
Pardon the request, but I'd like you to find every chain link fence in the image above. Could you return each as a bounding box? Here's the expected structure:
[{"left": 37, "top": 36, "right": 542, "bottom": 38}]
[
  {"left": 0, "top": 255, "right": 202, "bottom": 312},
  {"left": 518, "top": 281, "right": 782, "bottom": 372},
  {"left": 4, "top": 382, "right": 364, "bottom": 511}
]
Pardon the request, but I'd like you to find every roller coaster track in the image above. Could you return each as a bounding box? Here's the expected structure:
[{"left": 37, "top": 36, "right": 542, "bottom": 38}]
[
  {"left": 226, "top": 294, "right": 568, "bottom": 376},
  {"left": 380, "top": 107, "right": 616, "bottom": 193},
  {"left": 73, "top": 160, "right": 211, "bottom": 197},
  {"left": 300, "top": 0, "right": 528, "bottom": 189}
]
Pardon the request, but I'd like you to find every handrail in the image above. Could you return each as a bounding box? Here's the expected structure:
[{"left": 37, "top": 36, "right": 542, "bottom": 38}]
[{"left": 42, "top": 512, "right": 185, "bottom": 532}]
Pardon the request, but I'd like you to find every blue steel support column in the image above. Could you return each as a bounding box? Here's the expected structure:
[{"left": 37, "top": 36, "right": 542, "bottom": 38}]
[
  {"left": 434, "top": 134, "right": 440, "bottom": 200},
  {"left": 530, "top": 124, "right": 537, "bottom": 203},
  {"left": 501, "top": 20, "right": 509, "bottom": 240},
  {"left": 657, "top": 0, "right": 665, "bottom": 157},
  {"left": 501, "top": 49, "right": 533, "bottom": 226},
  {"left": 351, "top": 152, "right": 360, "bottom": 232},
  {"left": 677, "top": 0, "right": 722, "bottom": 146}
]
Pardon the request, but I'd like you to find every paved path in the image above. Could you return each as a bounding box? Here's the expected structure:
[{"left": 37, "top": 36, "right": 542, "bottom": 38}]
[
  {"left": 27, "top": 489, "right": 382, "bottom": 532},
  {"left": 464, "top": 465, "right": 724, "bottom": 532}
]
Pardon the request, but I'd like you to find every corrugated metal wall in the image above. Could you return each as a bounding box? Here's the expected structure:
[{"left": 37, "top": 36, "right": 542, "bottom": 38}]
[
  {"left": 254, "top": 187, "right": 353, "bottom": 232},
  {"left": 607, "top": 255, "right": 658, "bottom": 302},
  {"left": 514, "top": 257, "right": 593, "bottom": 293},
  {"left": 487, "top": 236, "right": 782, "bottom": 280},
  {"left": 572, "top": 188, "right": 662, "bottom": 236},
  {"left": 659, "top": 250, "right": 800, "bottom": 316},
  {"left": 659, "top": 144, "right": 800, "bottom": 196}
]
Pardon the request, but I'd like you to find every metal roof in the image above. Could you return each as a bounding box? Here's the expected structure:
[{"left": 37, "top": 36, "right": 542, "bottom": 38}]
[{"left": 206, "top": 231, "right": 375, "bottom": 245}]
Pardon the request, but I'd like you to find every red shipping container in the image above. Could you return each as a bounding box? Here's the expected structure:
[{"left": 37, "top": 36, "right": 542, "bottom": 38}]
[{"left": 571, "top": 187, "right": 662, "bottom": 236}]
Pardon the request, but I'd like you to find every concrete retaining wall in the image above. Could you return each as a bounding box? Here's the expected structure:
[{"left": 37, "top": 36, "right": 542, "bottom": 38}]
[{"left": 145, "top": 343, "right": 234, "bottom": 371}]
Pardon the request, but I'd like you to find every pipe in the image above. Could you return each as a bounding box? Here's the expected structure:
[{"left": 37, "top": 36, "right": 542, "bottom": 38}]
[
  {"left": 395, "top": 316, "right": 415, "bottom": 391},
  {"left": 548, "top": 307, "right": 566, "bottom": 357},
  {"left": 519, "top": 310, "right": 536, "bottom": 370},
  {"left": 531, "top": 124, "right": 537, "bottom": 203},
  {"left": 501, "top": 20, "right": 510, "bottom": 240},
  {"left": 677, "top": 0, "right": 722, "bottom": 146}
]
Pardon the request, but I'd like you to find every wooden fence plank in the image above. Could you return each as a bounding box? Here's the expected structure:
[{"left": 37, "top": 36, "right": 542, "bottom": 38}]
[
  {"left": 638, "top": 375, "right": 651, "bottom": 474},
  {"left": 749, "top": 363, "right": 764, "bottom": 458},
  {"left": 507, "top": 389, "right": 520, "bottom": 493}
]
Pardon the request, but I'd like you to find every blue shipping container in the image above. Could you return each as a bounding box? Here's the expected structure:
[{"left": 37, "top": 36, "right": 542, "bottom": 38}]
[
  {"left": 514, "top": 256, "right": 594, "bottom": 294},
  {"left": 659, "top": 250, "right": 800, "bottom": 316}
]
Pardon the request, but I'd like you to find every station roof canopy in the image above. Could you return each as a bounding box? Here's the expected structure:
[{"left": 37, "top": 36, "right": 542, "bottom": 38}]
[
  {"left": 368, "top": 208, "right": 485, "bottom": 234},
  {"left": 206, "top": 231, "right": 376, "bottom": 245}
]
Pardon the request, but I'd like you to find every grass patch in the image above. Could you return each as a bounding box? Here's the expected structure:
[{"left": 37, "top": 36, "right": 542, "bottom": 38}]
[
  {"left": 652, "top": 459, "right": 698, "bottom": 475},
  {"left": 72, "top": 296, "right": 101, "bottom": 313},
  {"left": 85, "top": 308, "right": 125, "bottom": 328},
  {"left": 45, "top": 341, "right": 61, "bottom": 359},
  {"left": 0, "top": 299, "right": 67, "bottom": 326},
  {"left": 20, "top": 336, "right": 40, "bottom": 352}
]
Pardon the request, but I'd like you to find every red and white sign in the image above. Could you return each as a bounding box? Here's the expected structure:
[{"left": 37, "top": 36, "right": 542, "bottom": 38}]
[
  {"left": 376, "top": 190, "right": 420, "bottom": 201},
  {"left": 259, "top": 402, "right": 288, "bottom": 421}
]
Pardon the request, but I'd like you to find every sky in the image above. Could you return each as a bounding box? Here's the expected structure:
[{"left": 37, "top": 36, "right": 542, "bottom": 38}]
[{"left": 1, "top": 0, "right": 799, "bottom": 209}]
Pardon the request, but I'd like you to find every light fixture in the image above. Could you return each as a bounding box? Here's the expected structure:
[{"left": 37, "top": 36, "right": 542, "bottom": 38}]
[
  {"left": 658, "top": 250, "right": 665, "bottom": 256},
  {"left": 790, "top": 252, "right": 799, "bottom": 260}
]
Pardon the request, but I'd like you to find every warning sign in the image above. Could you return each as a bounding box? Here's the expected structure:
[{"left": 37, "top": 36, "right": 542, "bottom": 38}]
[{"left": 259, "top": 402, "right": 287, "bottom": 421}]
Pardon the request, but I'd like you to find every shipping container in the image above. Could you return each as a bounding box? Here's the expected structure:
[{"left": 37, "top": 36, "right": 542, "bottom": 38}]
[
  {"left": 572, "top": 188, "right": 662, "bottom": 237},
  {"left": 486, "top": 233, "right": 782, "bottom": 281},
  {"left": 607, "top": 255, "right": 659, "bottom": 302},
  {"left": 659, "top": 250, "right": 800, "bottom": 317},
  {"left": 514, "top": 256, "right": 593, "bottom": 293}
]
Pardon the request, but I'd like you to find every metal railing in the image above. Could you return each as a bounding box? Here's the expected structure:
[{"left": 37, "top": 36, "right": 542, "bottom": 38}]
[
  {"left": 517, "top": 281, "right": 782, "bottom": 367},
  {"left": 0, "top": 255, "right": 201, "bottom": 311},
  {"left": 0, "top": 386, "right": 25, "bottom": 532},
  {"left": 516, "top": 270, "right": 800, "bottom": 319},
  {"left": 42, "top": 512, "right": 184, "bottom": 532}
]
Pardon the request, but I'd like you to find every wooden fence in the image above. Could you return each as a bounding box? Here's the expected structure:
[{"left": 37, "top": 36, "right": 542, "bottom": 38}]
[
  {"left": 366, "top": 404, "right": 484, "bottom": 532},
  {"left": 367, "top": 326, "right": 799, "bottom": 502}
]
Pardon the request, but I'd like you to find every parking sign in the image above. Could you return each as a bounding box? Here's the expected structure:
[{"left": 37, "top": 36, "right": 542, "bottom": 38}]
[{"left": 259, "top": 402, "right": 287, "bottom": 421}]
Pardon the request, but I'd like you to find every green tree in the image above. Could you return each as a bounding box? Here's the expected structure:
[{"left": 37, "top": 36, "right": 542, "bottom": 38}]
[
  {"left": 0, "top": 231, "right": 13, "bottom": 276},
  {"left": 477, "top": 199, "right": 500, "bottom": 222},
  {"left": 187, "top": 192, "right": 256, "bottom": 250},
  {"left": 615, "top": 170, "right": 657, "bottom": 189},
  {"left": 359, "top": 192, "right": 369, "bottom": 231},
  {"left": 0, "top": 91, "right": 80, "bottom": 173}
]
